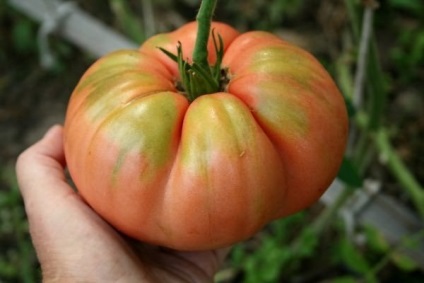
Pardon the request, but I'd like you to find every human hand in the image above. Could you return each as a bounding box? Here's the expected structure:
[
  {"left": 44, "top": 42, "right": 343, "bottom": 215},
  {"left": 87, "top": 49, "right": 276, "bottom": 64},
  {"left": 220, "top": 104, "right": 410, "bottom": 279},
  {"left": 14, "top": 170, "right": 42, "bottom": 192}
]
[{"left": 16, "top": 125, "right": 229, "bottom": 282}]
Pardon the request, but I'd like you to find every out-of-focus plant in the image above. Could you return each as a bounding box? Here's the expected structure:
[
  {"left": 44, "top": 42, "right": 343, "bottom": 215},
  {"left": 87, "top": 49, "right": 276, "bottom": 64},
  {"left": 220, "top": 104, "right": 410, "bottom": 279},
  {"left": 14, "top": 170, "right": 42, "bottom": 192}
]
[
  {"left": 177, "top": 0, "right": 304, "bottom": 31},
  {"left": 109, "top": 0, "right": 145, "bottom": 43},
  {"left": 0, "top": 2, "right": 38, "bottom": 60},
  {"left": 228, "top": 213, "right": 311, "bottom": 283},
  {"left": 108, "top": 0, "right": 157, "bottom": 44},
  {"left": 382, "top": 0, "right": 424, "bottom": 83},
  {"left": 0, "top": 166, "right": 39, "bottom": 283},
  {"left": 2, "top": 0, "right": 424, "bottom": 282},
  {"left": 391, "top": 29, "right": 424, "bottom": 82},
  {"left": 2, "top": 2, "right": 75, "bottom": 72},
  {"left": 217, "top": 0, "right": 424, "bottom": 281},
  {"left": 220, "top": 0, "right": 304, "bottom": 30}
]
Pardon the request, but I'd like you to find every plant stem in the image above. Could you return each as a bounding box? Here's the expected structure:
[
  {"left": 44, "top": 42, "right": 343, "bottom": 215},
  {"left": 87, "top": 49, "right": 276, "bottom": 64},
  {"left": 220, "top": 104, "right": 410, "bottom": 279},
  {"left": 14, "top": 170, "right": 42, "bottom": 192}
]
[
  {"left": 353, "top": 4, "right": 374, "bottom": 109},
  {"left": 344, "top": 0, "right": 360, "bottom": 40},
  {"left": 311, "top": 187, "right": 354, "bottom": 235},
  {"left": 193, "top": 0, "right": 217, "bottom": 70},
  {"left": 374, "top": 129, "right": 424, "bottom": 218},
  {"left": 141, "top": 0, "right": 155, "bottom": 38},
  {"left": 367, "top": 229, "right": 424, "bottom": 279},
  {"left": 354, "top": 111, "right": 424, "bottom": 218},
  {"left": 366, "top": 41, "right": 386, "bottom": 130},
  {"left": 159, "top": 0, "right": 223, "bottom": 101}
]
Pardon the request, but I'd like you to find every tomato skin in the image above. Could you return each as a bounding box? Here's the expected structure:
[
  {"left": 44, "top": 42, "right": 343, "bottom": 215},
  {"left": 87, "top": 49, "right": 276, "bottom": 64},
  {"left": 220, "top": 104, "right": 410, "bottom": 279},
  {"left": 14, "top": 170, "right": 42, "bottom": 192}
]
[{"left": 64, "top": 22, "right": 348, "bottom": 250}]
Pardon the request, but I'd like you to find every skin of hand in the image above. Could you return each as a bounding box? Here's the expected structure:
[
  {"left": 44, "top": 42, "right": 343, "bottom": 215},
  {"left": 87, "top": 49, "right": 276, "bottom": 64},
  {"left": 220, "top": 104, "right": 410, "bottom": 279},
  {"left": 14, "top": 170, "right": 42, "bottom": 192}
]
[{"left": 16, "top": 125, "right": 229, "bottom": 283}]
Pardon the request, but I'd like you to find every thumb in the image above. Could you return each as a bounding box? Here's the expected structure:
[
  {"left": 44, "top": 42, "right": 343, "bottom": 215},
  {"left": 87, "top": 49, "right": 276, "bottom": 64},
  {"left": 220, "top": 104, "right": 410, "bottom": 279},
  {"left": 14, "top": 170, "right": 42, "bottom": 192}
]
[{"left": 15, "top": 125, "right": 76, "bottom": 208}]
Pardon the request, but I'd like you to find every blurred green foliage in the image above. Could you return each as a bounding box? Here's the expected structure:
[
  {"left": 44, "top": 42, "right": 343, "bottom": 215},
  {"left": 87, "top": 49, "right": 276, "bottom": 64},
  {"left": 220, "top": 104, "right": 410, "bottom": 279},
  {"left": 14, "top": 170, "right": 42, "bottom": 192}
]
[
  {"left": 1, "top": 0, "right": 77, "bottom": 73},
  {"left": 10, "top": 18, "right": 36, "bottom": 54},
  {"left": 218, "top": 0, "right": 304, "bottom": 30},
  {"left": 0, "top": 166, "right": 39, "bottom": 283},
  {"left": 391, "top": 29, "right": 424, "bottom": 82},
  {"left": 109, "top": 0, "right": 146, "bottom": 43},
  {"left": 0, "top": 2, "right": 38, "bottom": 64},
  {"left": 384, "top": 0, "right": 424, "bottom": 83}
]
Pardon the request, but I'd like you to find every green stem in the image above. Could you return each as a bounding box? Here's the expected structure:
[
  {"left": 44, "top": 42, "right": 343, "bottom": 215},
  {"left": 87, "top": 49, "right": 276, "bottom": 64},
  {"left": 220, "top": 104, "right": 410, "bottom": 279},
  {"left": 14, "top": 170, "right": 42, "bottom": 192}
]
[
  {"left": 193, "top": 0, "right": 217, "bottom": 70},
  {"left": 355, "top": 112, "right": 424, "bottom": 218},
  {"left": 374, "top": 129, "right": 424, "bottom": 218},
  {"left": 366, "top": 229, "right": 424, "bottom": 279},
  {"left": 159, "top": 0, "right": 223, "bottom": 101},
  {"left": 366, "top": 41, "right": 386, "bottom": 130},
  {"left": 311, "top": 187, "right": 354, "bottom": 235},
  {"left": 344, "top": 0, "right": 360, "bottom": 40}
]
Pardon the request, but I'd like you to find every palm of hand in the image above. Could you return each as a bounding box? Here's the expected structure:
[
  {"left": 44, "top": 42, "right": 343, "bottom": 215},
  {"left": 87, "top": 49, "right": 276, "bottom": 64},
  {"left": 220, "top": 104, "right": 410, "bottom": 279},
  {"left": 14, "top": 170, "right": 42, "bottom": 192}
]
[{"left": 16, "top": 125, "right": 228, "bottom": 283}]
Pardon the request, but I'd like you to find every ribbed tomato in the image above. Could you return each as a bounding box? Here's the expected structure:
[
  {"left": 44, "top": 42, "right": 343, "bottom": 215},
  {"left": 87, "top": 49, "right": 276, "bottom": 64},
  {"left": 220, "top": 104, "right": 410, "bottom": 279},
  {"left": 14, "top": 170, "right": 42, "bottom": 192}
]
[{"left": 63, "top": 21, "right": 348, "bottom": 251}]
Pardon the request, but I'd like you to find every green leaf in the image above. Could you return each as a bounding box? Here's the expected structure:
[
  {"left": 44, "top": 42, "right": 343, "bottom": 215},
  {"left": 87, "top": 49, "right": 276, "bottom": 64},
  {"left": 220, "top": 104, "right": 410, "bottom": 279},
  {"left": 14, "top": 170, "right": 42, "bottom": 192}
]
[
  {"left": 390, "top": 252, "right": 418, "bottom": 272},
  {"left": 344, "top": 96, "right": 356, "bottom": 118},
  {"left": 211, "top": 31, "right": 224, "bottom": 82},
  {"left": 110, "top": 0, "right": 145, "bottom": 43},
  {"left": 337, "top": 157, "right": 363, "bottom": 188},
  {"left": 389, "top": 0, "right": 424, "bottom": 12},
  {"left": 158, "top": 47, "right": 178, "bottom": 62},
  {"left": 364, "top": 225, "right": 390, "bottom": 253},
  {"left": 12, "top": 19, "right": 36, "bottom": 53},
  {"left": 296, "top": 226, "right": 319, "bottom": 258},
  {"left": 336, "top": 237, "right": 373, "bottom": 277}
]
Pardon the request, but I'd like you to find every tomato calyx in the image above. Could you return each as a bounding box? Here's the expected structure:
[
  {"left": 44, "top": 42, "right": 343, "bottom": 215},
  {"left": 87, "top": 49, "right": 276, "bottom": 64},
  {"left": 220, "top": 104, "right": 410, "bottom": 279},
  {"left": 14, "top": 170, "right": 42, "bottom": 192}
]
[
  {"left": 159, "top": 0, "right": 226, "bottom": 102},
  {"left": 159, "top": 31, "right": 227, "bottom": 102}
]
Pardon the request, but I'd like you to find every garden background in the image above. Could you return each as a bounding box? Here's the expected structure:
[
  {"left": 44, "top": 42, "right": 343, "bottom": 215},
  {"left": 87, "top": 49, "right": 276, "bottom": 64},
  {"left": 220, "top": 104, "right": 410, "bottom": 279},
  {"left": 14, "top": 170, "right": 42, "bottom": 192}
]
[{"left": 1, "top": 0, "right": 424, "bottom": 282}]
